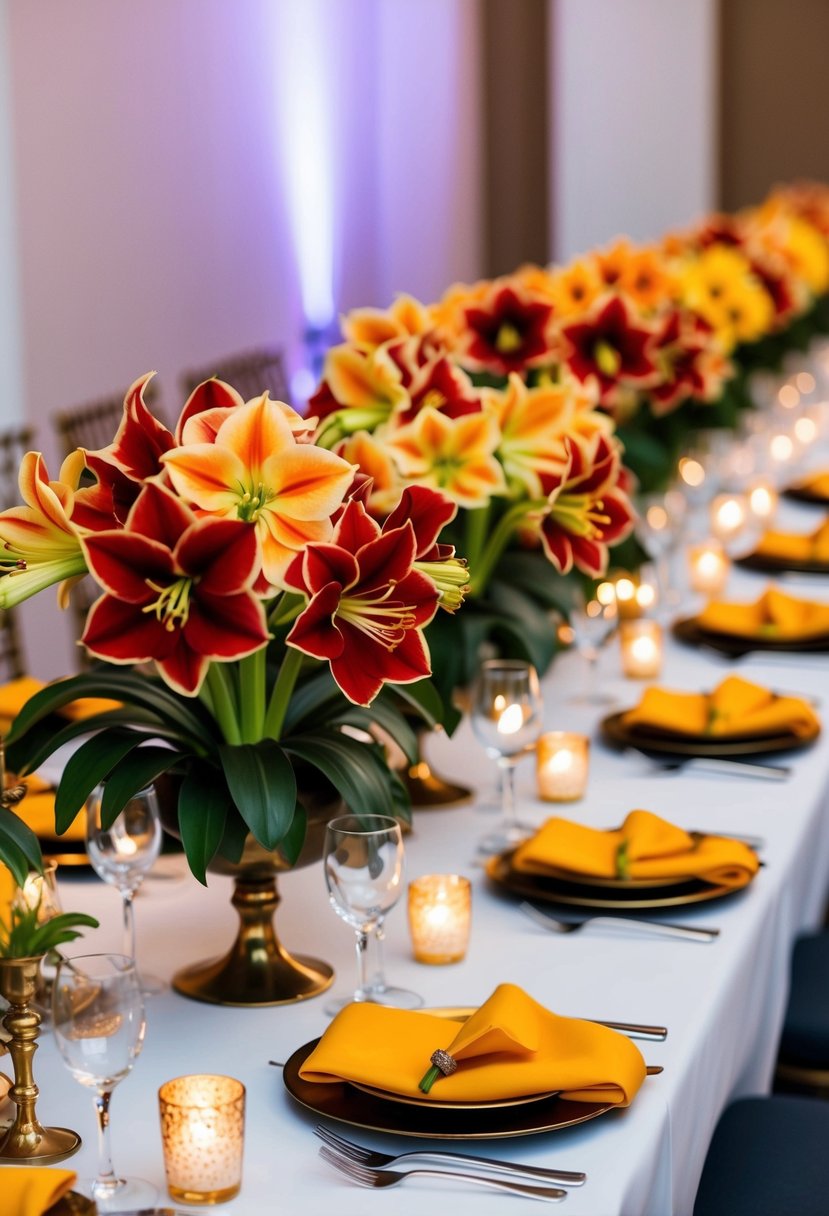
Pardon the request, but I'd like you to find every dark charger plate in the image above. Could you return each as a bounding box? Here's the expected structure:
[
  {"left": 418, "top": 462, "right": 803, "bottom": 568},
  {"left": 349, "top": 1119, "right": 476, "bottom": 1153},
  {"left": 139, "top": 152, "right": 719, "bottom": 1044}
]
[
  {"left": 735, "top": 551, "right": 829, "bottom": 576},
  {"left": 672, "top": 615, "right": 829, "bottom": 658},
  {"left": 600, "top": 708, "right": 819, "bottom": 759}
]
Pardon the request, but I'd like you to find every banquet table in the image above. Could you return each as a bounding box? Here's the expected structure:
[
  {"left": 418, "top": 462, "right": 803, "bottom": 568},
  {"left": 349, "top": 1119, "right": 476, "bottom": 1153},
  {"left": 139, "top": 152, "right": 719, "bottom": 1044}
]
[{"left": 13, "top": 498, "right": 829, "bottom": 1216}]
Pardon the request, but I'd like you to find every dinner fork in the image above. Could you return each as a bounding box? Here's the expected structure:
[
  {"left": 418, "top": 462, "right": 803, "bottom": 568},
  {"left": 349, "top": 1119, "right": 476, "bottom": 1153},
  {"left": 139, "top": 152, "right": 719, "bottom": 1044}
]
[
  {"left": 314, "top": 1124, "right": 586, "bottom": 1185},
  {"left": 623, "top": 746, "right": 790, "bottom": 781},
  {"left": 319, "top": 1146, "right": 567, "bottom": 1202},
  {"left": 520, "top": 901, "right": 719, "bottom": 943}
]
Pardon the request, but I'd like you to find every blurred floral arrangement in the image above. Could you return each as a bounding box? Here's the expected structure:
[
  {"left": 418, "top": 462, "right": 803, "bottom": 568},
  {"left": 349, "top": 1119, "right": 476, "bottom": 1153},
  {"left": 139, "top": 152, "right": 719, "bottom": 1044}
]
[{"left": 0, "top": 377, "right": 470, "bottom": 883}]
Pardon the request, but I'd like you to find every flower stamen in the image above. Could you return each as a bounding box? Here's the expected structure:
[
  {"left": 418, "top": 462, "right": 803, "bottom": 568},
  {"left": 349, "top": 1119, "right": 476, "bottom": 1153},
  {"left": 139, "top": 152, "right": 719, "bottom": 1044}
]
[{"left": 142, "top": 577, "right": 193, "bottom": 632}]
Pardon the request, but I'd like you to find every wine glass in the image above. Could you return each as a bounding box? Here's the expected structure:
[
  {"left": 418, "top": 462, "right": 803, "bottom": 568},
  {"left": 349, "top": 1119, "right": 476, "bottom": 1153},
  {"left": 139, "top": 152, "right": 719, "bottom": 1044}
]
[
  {"left": 323, "top": 813, "right": 421, "bottom": 1016},
  {"left": 470, "top": 659, "right": 543, "bottom": 854},
  {"left": 86, "top": 784, "right": 164, "bottom": 995},
  {"left": 51, "top": 953, "right": 155, "bottom": 1212},
  {"left": 634, "top": 489, "right": 688, "bottom": 620},
  {"left": 567, "top": 583, "right": 619, "bottom": 704}
]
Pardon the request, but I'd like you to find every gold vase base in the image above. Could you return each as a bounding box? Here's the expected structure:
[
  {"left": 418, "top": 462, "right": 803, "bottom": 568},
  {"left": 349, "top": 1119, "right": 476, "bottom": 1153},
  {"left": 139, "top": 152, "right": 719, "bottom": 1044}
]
[
  {"left": 173, "top": 948, "right": 334, "bottom": 1008},
  {"left": 405, "top": 760, "right": 472, "bottom": 808},
  {"left": 0, "top": 1125, "right": 81, "bottom": 1165}
]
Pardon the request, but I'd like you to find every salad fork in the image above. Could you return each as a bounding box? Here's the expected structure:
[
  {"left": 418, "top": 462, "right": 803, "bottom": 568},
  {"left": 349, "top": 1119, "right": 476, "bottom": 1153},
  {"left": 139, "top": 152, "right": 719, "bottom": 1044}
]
[
  {"left": 319, "top": 1146, "right": 567, "bottom": 1201},
  {"left": 520, "top": 901, "right": 719, "bottom": 942},
  {"left": 314, "top": 1124, "right": 586, "bottom": 1184}
]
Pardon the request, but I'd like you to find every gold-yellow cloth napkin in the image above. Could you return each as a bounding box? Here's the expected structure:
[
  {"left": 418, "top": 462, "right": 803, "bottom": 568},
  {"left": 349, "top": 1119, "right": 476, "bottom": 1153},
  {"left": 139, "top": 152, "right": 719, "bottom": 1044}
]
[
  {"left": 299, "top": 983, "right": 646, "bottom": 1106},
  {"left": 0, "top": 675, "right": 121, "bottom": 733},
  {"left": 797, "top": 470, "right": 829, "bottom": 500},
  {"left": 510, "top": 809, "right": 759, "bottom": 889},
  {"left": 696, "top": 586, "right": 829, "bottom": 640},
  {"left": 755, "top": 517, "right": 829, "bottom": 563},
  {"left": 621, "top": 675, "right": 819, "bottom": 739},
  {"left": 10, "top": 775, "right": 85, "bottom": 844},
  {"left": 0, "top": 1166, "right": 77, "bottom": 1216},
  {"left": 0, "top": 860, "right": 15, "bottom": 920}
]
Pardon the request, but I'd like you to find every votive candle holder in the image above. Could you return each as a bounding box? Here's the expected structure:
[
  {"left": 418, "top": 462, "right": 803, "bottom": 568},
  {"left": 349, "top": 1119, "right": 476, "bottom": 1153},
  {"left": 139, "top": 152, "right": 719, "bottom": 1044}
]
[
  {"left": 408, "top": 875, "right": 471, "bottom": 964},
  {"left": 620, "top": 620, "right": 664, "bottom": 679},
  {"left": 536, "top": 732, "right": 590, "bottom": 802},
  {"left": 159, "top": 1074, "right": 245, "bottom": 1205}
]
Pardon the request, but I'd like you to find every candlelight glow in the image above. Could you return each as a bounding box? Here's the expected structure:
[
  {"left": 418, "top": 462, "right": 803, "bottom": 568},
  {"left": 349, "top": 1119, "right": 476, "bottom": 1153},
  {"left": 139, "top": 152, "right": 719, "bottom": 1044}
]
[
  {"left": 498, "top": 703, "right": 524, "bottom": 735},
  {"left": 795, "top": 416, "right": 818, "bottom": 445},
  {"left": 795, "top": 372, "right": 816, "bottom": 394},
  {"left": 778, "top": 384, "right": 800, "bottom": 409},
  {"left": 770, "top": 434, "right": 795, "bottom": 463},
  {"left": 679, "top": 456, "right": 705, "bottom": 489},
  {"left": 747, "top": 481, "right": 777, "bottom": 521}
]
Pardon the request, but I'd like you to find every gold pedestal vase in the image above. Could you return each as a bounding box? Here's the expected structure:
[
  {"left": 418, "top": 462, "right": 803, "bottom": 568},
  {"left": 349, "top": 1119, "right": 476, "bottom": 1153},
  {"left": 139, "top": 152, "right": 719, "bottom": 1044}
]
[
  {"left": 0, "top": 955, "right": 81, "bottom": 1163},
  {"left": 404, "top": 723, "right": 471, "bottom": 809}
]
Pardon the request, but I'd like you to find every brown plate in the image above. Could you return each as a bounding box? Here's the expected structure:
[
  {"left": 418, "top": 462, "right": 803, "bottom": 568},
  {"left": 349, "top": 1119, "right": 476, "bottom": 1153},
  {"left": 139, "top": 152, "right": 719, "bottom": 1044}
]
[
  {"left": 283, "top": 1037, "right": 614, "bottom": 1139},
  {"left": 600, "top": 708, "right": 819, "bottom": 758},
  {"left": 48, "top": 1194, "right": 95, "bottom": 1216},
  {"left": 784, "top": 484, "right": 829, "bottom": 507},
  {"left": 485, "top": 851, "right": 742, "bottom": 911},
  {"left": 736, "top": 551, "right": 829, "bottom": 575},
  {"left": 673, "top": 615, "right": 829, "bottom": 657}
]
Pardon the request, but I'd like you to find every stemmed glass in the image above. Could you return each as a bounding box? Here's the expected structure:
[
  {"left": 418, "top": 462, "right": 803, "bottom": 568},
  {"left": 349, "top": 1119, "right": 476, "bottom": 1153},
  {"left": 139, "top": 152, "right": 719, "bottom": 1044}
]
[
  {"left": 51, "top": 953, "right": 155, "bottom": 1212},
  {"left": 567, "top": 584, "right": 619, "bottom": 704},
  {"left": 323, "top": 813, "right": 420, "bottom": 1016},
  {"left": 86, "top": 784, "right": 164, "bottom": 995},
  {"left": 470, "top": 659, "right": 543, "bottom": 854}
]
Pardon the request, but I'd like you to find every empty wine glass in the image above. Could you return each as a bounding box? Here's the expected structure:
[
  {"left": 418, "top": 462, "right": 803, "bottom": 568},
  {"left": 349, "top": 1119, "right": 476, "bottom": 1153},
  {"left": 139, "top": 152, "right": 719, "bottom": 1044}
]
[
  {"left": 86, "top": 784, "right": 164, "bottom": 995},
  {"left": 567, "top": 583, "right": 619, "bottom": 704},
  {"left": 470, "top": 659, "right": 543, "bottom": 854},
  {"left": 52, "top": 953, "right": 154, "bottom": 1212},
  {"left": 634, "top": 489, "right": 688, "bottom": 620},
  {"left": 324, "top": 813, "right": 420, "bottom": 1015}
]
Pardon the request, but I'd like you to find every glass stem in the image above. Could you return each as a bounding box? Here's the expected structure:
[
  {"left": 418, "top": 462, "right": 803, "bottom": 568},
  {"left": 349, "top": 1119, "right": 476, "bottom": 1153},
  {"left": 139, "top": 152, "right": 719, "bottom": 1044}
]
[
  {"left": 354, "top": 927, "right": 371, "bottom": 1000},
  {"left": 499, "top": 758, "right": 518, "bottom": 827},
  {"left": 121, "top": 889, "right": 136, "bottom": 962},
  {"left": 369, "top": 922, "right": 388, "bottom": 994},
  {"left": 585, "top": 650, "right": 599, "bottom": 701},
  {"left": 92, "top": 1088, "right": 118, "bottom": 1196}
]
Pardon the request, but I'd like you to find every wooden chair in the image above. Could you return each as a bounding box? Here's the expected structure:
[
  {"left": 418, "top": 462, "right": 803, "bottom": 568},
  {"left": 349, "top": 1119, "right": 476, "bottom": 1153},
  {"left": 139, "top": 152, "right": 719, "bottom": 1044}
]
[
  {"left": 180, "top": 347, "right": 291, "bottom": 406},
  {"left": 53, "top": 381, "right": 161, "bottom": 457}
]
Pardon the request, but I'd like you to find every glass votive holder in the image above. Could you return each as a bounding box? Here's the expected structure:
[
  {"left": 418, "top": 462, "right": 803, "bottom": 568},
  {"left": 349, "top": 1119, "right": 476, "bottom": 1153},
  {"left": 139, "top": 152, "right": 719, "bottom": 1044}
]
[
  {"left": 408, "top": 875, "right": 472, "bottom": 964},
  {"left": 536, "top": 732, "right": 590, "bottom": 802},
  {"left": 619, "top": 620, "right": 663, "bottom": 679},
  {"left": 688, "top": 540, "right": 729, "bottom": 594},
  {"left": 709, "top": 493, "right": 748, "bottom": 544},
  {"left": 746, "top": 478, "right": 778, "bottom": 524},
  {"left": 159, "top": 1074, "right": 245, "bottom": 1205},
  {"left": 610, "top": 571, "right": 640, "bottom": 620}
]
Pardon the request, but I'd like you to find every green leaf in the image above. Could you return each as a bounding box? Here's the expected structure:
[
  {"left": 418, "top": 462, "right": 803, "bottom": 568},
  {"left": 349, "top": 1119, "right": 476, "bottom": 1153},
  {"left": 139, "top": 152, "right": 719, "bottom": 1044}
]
[
  {"left": 384, "top": 679, "right": 444, "bottom": 731},
  {"left": 177, "top": 770, "right": 229, "bottom": 886},
  {"left": 99, "top": 747, "right": 187, "bottom": 828},
  {"left": 6, "top": 710, "right": 181, "bottom": 778},
  {"left": 0, "top": 813, "right": 42, "bottom": 885},
  {"left": 282, "top": 669, "right": 343, "bottom": 733},
  {"left": 216, "top": 809, "right": 249, "bottom": 864},
  {"left": 219, "top": 741, "right": 297, "bottom": 851},
  {"left": 55, "top": 730, "right": 146, "bottom": 833},
  {"left": 277, "top": 803, "right": 307, "bottom": 867},
  {"left": 339, "top": 700, "right": 419, "bottom": 766},
  {"left": 284, "top": 732, "right": 396, "bottom": 817}
]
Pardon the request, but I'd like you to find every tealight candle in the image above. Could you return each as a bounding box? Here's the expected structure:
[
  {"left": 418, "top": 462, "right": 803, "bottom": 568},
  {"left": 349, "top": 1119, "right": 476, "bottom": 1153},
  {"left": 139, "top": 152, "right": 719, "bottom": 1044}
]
[
  {"left": 688, "top": 541, "right": 729, "bottom": 594},
  {"left": 710, "top": 493, "right": 748, "bottom": 544},
  {"left": 408, "top": 875, "right": 471, "bottom": 964},
  {"left": 746, "top": 479, "right": 778, "bottom": 523},
  {"left": 536, "top": 732, "right": 590, "bottom": 802},
  {"left": 619, "top": 620, "right": 663, "bottom": 679},
  {"left": 159, "top": 1074, "right": 245, "bottom": 1205}
]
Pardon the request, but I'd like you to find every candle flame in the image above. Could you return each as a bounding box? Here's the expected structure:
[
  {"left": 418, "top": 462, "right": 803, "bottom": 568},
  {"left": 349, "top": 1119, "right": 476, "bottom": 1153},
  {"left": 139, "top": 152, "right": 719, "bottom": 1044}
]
[{"left": 497, "top": 703, "right": 524, "bottom": 735}]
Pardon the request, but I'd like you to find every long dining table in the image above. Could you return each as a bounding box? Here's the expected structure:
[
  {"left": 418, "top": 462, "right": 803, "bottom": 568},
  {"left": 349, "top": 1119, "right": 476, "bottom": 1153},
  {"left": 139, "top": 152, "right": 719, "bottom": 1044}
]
[{"left": 23, "top": 496, "right": 829, "bottom": 1216}]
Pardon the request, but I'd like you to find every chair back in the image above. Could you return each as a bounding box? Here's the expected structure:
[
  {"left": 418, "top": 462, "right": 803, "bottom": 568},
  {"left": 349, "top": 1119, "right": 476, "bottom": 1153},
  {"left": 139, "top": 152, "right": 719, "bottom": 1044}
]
[
  {"left": 180, "top": 347, "right": 291, "bottom": 406},
  {"left": 0, "top": 426, "right": 36, "bottom": 679}
]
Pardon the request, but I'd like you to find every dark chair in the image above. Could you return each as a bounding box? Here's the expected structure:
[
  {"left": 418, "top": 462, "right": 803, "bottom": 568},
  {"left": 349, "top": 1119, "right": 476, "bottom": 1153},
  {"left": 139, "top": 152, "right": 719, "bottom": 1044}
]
[
  {"left": 0, "top": 425, "right": 36, "bottom": 679},
  {"left": 180, "top": 347, "right": 291, "bottom": 405},
  {"left": 774, "top": 931, "right": 829, "bottom": 1096},
  {"left": 694, "top": 1094, "right": 829, "bottom": 1215}
]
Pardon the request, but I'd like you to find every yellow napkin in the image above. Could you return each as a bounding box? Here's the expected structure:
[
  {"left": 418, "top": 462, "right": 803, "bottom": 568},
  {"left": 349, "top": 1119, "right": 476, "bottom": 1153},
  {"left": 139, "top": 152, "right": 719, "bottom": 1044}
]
[
  {"left": 755, "top": 517, "right": 829, "bottom": 563},
  {"left": 0, "top": 1166, "right": 77, "bottom": 1216},
  {"left": 797, "top": 470, "right": 829, "bottom": 500},
  {"left": 696, "top": 586, "right": 829, "bottom": 640},
  {"left": 622, "top": 675, "right": 819, "bottom": 739},
  {"left": 299, "top": 983, "right": 646, "bottom": 1105},
  {"left": 0, "top": 860, "right": 14, "bottom": 921},
  {"left": 0, "top": 675, "right": 121, "bottom": 733},
  {"left": 510, "top": 809, "right": 759, "bottom": 889}
]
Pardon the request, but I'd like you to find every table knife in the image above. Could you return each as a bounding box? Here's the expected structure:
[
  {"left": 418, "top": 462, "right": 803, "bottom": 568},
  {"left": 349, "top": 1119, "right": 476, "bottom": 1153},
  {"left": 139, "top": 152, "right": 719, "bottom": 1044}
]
[{"left": 115, "top": 1209, "right": 191, "bottom": 1215}]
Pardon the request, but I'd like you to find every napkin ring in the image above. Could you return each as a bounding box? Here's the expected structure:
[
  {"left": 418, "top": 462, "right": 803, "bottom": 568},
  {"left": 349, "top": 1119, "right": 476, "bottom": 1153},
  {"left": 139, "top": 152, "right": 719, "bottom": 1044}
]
[{"left": 430, "top": 1049, "right": 457, "bottom": 1077}]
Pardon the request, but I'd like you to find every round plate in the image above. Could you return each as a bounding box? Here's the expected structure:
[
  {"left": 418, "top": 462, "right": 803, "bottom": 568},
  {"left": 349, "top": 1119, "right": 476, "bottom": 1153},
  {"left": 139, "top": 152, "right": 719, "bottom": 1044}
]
[
  {"left": 349, "top": 1078, "right": 560, "bottom": 1110},
  {"left": 736, "top": 551, "right": 829, "bottom": 575},
  {"left": 283, "top": 1038, "right": 614, "bottom": 1139},
  {"left": 485, "top": 852, "right": 742, "bottom": 911},
  {"left": 600, "top": 709, "right": 819, "bottom": 758},
  {"left": 784, "top": 484, "right": 829, "bottom": 507},
  {"left": 49, "top": 1195, "right": 95, "bottom": 1216},
  {"left": 672, "top": 615, "right": 829, "bottom": 657}
]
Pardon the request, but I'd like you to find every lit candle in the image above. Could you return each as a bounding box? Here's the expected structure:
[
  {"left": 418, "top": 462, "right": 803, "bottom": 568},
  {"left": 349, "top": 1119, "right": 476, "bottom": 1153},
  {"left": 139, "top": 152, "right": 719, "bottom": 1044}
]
[
  {"left": 610, "top": 573, "right": 640, "bottom": 620},
  {"left": 619, "top": 620, "right": 663, "bottom": 679},
  {"left": 159, "top": 1074, "right": 245, "bottom": 1205},
  {"left": 536, "top": 732, "right": 590, "bottom": 802},
  {"left": 688, "top": 540, "right": 729, "bottom": 594},
  {"left": 747, "top": 479, "right": 778, "bottom": 523},
  {"left": 710, "top": 493, "right": 748, "bottom": 544},
  {"left": 408, "top": 875, "right": 471, "bottom": 964}
]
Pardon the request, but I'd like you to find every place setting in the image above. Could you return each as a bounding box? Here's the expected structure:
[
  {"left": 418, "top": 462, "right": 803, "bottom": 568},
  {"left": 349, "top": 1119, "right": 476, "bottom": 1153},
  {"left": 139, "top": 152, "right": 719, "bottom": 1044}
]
[
  {"left": 672, "top": 584, "right": 829, "bottom": 658},
  {"left": 735, "top": 515, "right": 829, "bottom": 575}
]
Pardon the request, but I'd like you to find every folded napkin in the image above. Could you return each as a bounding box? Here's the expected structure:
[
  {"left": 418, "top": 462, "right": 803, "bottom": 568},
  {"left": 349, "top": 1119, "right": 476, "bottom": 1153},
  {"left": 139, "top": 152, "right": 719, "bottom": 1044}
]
[
  {"left": 621, "top": 675, "right": 819, "bottom": 740},
  {"left": 299, "top": 983, "right": 646, "bottom": 1105},
  {"left": 696, "top": 586, "right": 829, "bottom": 640},
  {"left": 10, "top": 775, "right": 85, "bottom": 844},
  {"left": 0, "top": 1166, "right": 77, "bottom": 1216},
  {"left": 0, "top": 860, "right": 14, "bottom": 919},
  {"left": 510, "top": 809, "right": 759, "bottom": 889},
  {"left": 796, "top": 470, "right": 829, "bottom": 500},
  {"left": 755, "top": 517, "right": 829, "bottom": 563},
  {"left": 0, "top": 675, "right": 120, "bottom": 732}
]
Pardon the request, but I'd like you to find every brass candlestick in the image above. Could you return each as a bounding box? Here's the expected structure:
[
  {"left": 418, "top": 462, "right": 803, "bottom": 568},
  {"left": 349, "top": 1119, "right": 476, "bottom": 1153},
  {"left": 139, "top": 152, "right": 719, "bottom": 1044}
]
[{"left": 0, "top": 955, "right": 81, "bottom": 1162}]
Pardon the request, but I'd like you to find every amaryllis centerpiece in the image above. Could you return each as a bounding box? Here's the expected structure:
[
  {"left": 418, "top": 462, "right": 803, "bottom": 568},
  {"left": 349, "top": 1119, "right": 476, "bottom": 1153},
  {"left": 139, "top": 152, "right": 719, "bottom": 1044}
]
[{"left": 0, "top": 375, "right": 469, "bottom": 891}]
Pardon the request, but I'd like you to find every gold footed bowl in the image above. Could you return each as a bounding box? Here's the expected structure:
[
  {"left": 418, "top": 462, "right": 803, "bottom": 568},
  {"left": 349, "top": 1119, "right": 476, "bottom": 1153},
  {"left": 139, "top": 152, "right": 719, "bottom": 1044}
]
[
  {"left": 0, "top": 955, "right": 81, "bottom": 1163},
  {"left": 404, "top": 723, "right": 471, "bottom": 809}
]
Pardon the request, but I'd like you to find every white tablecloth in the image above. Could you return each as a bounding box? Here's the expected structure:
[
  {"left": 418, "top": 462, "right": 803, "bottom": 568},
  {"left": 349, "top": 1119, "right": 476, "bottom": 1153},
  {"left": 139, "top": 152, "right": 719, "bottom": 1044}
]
[{"left": 23, "top": 505, "right": 829, "bottom": 1216}]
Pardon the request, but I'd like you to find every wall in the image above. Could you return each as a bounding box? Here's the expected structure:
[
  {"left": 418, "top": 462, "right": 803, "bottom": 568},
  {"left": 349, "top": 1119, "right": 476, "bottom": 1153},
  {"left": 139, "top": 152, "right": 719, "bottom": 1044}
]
[{"left": 0, "top": 2, "right": 22, "bottom": 426}]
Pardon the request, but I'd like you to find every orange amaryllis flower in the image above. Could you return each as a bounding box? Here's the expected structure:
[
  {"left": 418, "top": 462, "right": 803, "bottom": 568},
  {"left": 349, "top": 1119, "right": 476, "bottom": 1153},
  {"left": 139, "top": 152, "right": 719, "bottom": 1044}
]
[
  {"left": 309, "top": 342, "right": 410, "bottom": 434},
  {"left": 81, "top": 482, "right": 268, "bottom": 696},
  {"left": 544, "top": 260, "right": 603, "bottom": 319},
  {"left": 486, "top": 375, "right": 579, "bottom": 498},
  {"left": 161, "top": 394, "right": 355, "bottom": 587},
  {"left": 341, "top": 294, "right": 433, "bottom": 350},
  {"left": 0, "top": 451, "right": 89, "bottom": 609},
  {"left": 284, "top": 498, "right": 440, "bottom": 706},
  {"left": 335, "top": 431, "right": 404, "bottom": 518},
  {"left": 384, "top": 406, "right": 506, "bottom": 509}
]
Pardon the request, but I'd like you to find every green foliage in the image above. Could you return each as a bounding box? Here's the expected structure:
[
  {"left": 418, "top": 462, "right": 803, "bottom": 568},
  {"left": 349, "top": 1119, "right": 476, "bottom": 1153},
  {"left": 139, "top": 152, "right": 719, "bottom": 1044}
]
[{"left": 0, "top": 898, "right": 98, "bottom": 959}]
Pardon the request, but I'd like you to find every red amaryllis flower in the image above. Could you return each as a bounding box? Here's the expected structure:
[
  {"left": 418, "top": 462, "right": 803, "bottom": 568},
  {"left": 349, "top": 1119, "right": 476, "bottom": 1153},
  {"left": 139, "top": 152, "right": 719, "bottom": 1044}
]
[
  {"left": 536, "top": 433, "right": 635, "bottom": 577},
  {"left": 560, "top": 296, "right": 659, "bottom": 407},
  {"left": 386, "top": 338, "right": 482, "bottom": 424},
  {"left": 648, "top": 311, "right": 732, "bottom": 415},
  {"left": 460, "top": 285, "right": 554, "bottom": 376},
  {"left": 283, "top": 498, "right": 440, "bottom": 705},
  {"left": 81, "top": 482, "right": 268, "bottom": 696}
]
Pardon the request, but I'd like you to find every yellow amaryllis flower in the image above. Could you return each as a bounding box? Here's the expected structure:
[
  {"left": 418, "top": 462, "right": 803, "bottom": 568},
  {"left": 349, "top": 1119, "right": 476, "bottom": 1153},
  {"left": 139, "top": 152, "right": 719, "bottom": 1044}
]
[
  {"left": 544, "top": 260, "right": 603, "bottom": 318},
  {"left": 0, "top": 450, "right": 88, "bottom": 609},
  {"left": 161, "top": 394, "right": 356, "bottom": 587},
  {"left": 680, "top": 245, "right": 774, "bottom": 351},
  {"left": 335, "top": 430, "right": 404, "bottom": 517},
  {"left": 341, "top": 294, "right": 433, "bottom": 351},
  {"left": 385, "top": 407, "right": 506, "bottom": 509}
]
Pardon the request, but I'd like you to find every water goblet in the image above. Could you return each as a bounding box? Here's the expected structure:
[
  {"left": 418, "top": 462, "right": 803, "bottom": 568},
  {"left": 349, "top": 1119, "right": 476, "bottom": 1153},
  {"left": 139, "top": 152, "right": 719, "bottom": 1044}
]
[
  {"left": 323, "top": 813, "right": 421, "bottom": 1016},
  {"left": 52, "top": 953, "right": 155, "bottom": 1213},
  {"left": 470, "top": 658, "right": 543, "bottom": 854},
  {"left": 86, "top": 784, "right": 164, "bottom": 995},
  {"left": 567, "top": 584, "right": 619, "bottom": 704}
]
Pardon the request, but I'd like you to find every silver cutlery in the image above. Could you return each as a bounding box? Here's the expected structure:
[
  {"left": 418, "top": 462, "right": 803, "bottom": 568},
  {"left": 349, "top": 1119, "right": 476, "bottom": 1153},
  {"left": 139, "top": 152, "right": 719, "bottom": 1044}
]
[
  {"left": 589, "top": 1019, "right": 667, "bottom": 1041},
  {"left": 319, "top": 1146, "right": 567, "bottom": 1202},
  {"left": 520, "top": 901, "right": 719, "bottom": 943},
  {"left": 624, "top": 746, "right": 790, "bottom": 780},
  {"left": 314, "top": 1124, "right": 586, "bottom": 1185}
]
